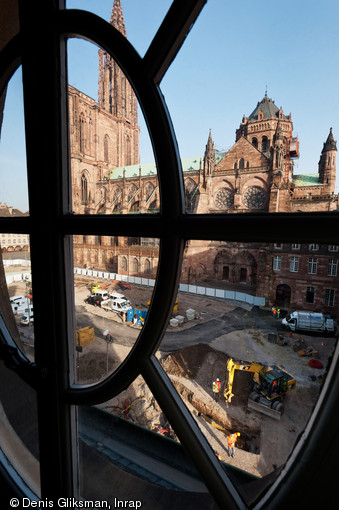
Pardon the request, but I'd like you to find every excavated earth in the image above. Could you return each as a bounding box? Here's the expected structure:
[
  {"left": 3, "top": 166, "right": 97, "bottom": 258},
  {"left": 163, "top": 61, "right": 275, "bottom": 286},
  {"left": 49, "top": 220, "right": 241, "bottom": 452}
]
[{"left": 12, "top": 278, "right": 336, "bottom": 480}]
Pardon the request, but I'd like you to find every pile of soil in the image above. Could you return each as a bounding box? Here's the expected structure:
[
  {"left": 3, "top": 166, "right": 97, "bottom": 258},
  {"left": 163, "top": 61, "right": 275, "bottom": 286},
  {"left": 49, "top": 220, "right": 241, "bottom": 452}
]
[{"left": 161, "top": 343, "right": 254, "bottom": 406}]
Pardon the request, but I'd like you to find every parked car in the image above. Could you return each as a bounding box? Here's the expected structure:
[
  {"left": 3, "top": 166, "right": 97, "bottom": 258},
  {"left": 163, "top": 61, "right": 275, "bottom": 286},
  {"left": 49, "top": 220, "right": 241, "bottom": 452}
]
[{"left": 85, "top": 294, "right": 104, "bottom": 306}]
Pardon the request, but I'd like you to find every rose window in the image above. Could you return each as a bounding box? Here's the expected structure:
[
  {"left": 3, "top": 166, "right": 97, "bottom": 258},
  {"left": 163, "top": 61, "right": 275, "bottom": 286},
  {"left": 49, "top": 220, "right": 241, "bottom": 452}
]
[
  {"left": 215, "top": 188, "right": 234, "bottom": 209},
  {"left": 243, "top": 186, "right": 266, "bottom": 209}
]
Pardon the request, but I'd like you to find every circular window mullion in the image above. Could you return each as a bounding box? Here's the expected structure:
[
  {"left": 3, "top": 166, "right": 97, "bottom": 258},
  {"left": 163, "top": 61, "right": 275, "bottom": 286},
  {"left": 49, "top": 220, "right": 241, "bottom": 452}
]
[{"left": 58, "top": 11, "right": 243, "bottom": 506}]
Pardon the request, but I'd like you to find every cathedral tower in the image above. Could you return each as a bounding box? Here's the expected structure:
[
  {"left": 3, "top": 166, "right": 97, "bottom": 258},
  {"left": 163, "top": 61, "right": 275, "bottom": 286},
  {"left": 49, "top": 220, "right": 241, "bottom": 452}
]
[
  {"left": 318, "top": 128, "right": 337, "bottom": 193},
  {"left": 98, "top": 0, "right": 139, "bottom": 166}
]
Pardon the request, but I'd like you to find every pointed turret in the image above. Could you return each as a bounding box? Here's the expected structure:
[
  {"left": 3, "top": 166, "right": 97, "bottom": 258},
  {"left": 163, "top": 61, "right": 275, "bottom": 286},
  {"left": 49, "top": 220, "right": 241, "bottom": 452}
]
[{"left": 318, "top": 128, "right": 337, "bottom": 192}]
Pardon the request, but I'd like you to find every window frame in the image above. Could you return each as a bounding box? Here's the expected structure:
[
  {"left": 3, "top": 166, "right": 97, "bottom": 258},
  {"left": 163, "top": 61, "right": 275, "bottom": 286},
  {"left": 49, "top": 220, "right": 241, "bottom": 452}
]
[
  {"left": 306, "top": 286, "right": 316, "bottom": 304},
  {"left": 273, "top": 255, "right": 282, "bottom": 271},
  {"left": 308, "top": 257, "right": 318, "bottom": 274},
  {"left": 0, "top": 1, "right": 339, "bottom": 509},
  {"left": 289, "top": 256, "right": 299, "bottom": 273},
  {"left": 325, "top": 288, "right": 335, "bottom": 307},
  {"left": 328, "top": 258, "right": 338, "bottom": 276}
]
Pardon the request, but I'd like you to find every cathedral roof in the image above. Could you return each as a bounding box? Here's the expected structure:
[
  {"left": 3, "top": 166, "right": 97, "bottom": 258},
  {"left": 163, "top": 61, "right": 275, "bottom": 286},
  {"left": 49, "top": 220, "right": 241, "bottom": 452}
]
[
  {"left": 106, "top": 157, "right": 202, "bottom": 180},
  {"left": 248, "top": 93, "right": 288, "bottom": 121},
  {"left": 292, "top": 174, "right": 323, "bottom": 187}
]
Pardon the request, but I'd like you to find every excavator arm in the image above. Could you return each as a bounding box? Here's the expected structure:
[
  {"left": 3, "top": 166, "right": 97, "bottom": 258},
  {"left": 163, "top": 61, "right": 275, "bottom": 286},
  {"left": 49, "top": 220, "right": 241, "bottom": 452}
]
[{"left": 224, "top": 358, "right": 265, "bottom": 403}]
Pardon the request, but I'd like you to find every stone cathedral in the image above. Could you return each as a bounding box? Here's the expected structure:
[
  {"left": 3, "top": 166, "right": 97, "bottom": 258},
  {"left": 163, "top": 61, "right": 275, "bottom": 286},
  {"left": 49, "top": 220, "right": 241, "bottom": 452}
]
[
  {"left": 72, "top": 1, "right": 339, "bottom": 316},
  {"left": 71, "top": 0, "right": 139, "bottom": 216}
]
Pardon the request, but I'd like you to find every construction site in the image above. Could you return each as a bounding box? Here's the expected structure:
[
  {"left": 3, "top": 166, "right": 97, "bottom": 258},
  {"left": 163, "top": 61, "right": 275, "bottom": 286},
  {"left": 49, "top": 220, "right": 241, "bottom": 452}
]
[
  {"left": 7, "top": 267, "right": 336, "bottom": 483},
  {"left": 35, "top": 274, "right": 336, "bottom": 481}
]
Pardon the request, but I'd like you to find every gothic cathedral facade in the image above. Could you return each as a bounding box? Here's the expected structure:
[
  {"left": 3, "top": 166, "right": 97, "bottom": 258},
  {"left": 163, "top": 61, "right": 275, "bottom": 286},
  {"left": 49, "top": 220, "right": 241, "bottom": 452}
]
[
  {"left": 71, "top": 0, "right": 139, "bottom": 216},
  {"left": 71, "top": 1, "right": 339, "bottom": 317}
]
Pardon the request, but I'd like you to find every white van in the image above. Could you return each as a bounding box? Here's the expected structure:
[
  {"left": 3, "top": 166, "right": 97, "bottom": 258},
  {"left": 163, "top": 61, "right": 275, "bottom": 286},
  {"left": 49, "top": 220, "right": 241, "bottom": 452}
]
[
  {"left": 92, "top": 290, "right": 110, "bottom": 300},
  {"left": 10, "top": 295, "right": 26, "bottom": 304},
  {"left": 11, "top": 297, "right": 31, "bottom": 315},
  {"left": 110, "top": 291, "right": 131, "bottom": 305},
  {"left": 282, "top": 310, "right": 334, "bottom": 333}
]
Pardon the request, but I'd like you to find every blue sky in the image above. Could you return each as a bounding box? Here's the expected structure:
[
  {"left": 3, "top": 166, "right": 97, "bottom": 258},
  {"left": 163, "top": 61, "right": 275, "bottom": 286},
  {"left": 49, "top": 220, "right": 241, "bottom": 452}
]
[{"left": 1, "top": 0, "right": 339, "bottom": 211}]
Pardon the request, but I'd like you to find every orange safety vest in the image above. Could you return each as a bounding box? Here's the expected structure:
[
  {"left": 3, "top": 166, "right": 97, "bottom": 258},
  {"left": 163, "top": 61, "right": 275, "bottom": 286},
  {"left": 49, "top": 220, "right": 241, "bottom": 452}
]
[
  {"left": 227, "top": 433, "right": 238, "bottom": 448},
  {"left": 213, "top": 381, "right": 220, "bottom": 393}
]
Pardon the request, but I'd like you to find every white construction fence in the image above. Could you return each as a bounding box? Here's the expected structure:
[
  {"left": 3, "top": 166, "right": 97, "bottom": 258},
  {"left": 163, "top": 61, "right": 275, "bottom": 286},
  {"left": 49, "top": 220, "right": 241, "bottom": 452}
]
[{"left": 74, "top": 267, "right": 266, "bottom": 307}]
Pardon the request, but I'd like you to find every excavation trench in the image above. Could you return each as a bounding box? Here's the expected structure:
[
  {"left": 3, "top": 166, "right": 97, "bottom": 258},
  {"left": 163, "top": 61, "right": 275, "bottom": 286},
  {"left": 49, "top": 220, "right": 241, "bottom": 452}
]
[{"left": 170, "top": 377, "right": 261, "bottom": 454}]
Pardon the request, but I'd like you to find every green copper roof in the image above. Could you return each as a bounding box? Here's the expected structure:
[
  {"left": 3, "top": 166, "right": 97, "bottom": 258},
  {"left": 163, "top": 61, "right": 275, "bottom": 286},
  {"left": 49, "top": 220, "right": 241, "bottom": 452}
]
[
  {"left": 105, "top": 157, "right": 202, "bottom": 180},
  {"left": 293, "top": 174, "right": 322, "bottom": 187}
]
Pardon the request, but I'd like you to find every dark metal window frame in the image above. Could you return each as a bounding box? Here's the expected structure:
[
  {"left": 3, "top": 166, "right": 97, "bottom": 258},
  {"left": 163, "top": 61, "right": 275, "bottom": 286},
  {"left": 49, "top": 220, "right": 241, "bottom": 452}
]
[{"left": 0, "top": 0, "right": 339, "bottom": 508}]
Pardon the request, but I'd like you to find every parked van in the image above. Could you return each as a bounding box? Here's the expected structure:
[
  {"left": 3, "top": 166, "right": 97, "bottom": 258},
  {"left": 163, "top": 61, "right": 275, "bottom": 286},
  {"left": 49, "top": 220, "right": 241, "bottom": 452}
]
[
  {"left": 92, "top": 290, "right": 110, "bottom": 300},
  {"left": 10, "top": 295, "right": 26, "bottom": 304},
  {"left": 282, "top": 310, "right": 334, "bottom": 334},
  {"left": 110, "top": 291, "right": 131, "bottom": 305},
  {"left": 11, "top": 297, "right": 31, "bottom": 315}
]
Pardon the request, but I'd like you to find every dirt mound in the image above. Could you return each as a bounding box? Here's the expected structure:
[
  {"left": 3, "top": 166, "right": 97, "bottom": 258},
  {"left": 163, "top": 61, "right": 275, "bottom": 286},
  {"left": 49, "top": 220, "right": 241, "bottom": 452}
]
[
  {"left": 161, "top": 343, "right": 227, "bottom": 380},
  {"left": 161, "top": 343, "right": 253, "bottom": 405}
]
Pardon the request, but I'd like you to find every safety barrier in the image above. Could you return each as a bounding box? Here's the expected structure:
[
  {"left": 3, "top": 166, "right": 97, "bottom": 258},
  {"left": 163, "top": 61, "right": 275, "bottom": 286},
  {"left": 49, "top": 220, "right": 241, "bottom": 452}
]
[{"left": 74, "top": 267, "right": 265, "bottom": 307}]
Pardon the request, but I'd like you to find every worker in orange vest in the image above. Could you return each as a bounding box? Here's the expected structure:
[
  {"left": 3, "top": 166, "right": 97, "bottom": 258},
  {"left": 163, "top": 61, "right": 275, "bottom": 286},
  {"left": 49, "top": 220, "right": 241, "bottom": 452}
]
[
  {"left": 212, "top": 378, "right": 221, "bottom": 400},
  {"left": 227, "top": 432, "right": 240, "bottom": 458}
]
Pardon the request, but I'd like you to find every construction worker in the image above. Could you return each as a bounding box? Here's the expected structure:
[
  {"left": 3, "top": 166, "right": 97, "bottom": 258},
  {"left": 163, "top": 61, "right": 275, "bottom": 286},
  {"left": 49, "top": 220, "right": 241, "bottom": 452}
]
[
  {"left": 277, "top": 308, "right": 281, "bottom": 318},
  {"left": 227, "top": 432, "right": 240, "bottom": 458},
  {"left": 272, "top": 307, "right": 277, "bottom": 318},
  {"left": 212, "top": 378, "right": 221, "bottom": 400}
]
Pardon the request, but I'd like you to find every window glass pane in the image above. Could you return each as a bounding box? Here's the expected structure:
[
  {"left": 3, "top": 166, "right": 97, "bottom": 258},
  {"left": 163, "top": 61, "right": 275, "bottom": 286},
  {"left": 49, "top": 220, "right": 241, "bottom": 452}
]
[
  {"left": 66, "top": 0, "right": 172, "bottom": 58},
  {"left": 1, "top": 236, "right": 33, "bottom": 360},
  {"left": 157, "top": 239, "right": 338, "bottom": 500},
  {"left": 67, "top": 37, "right": 158, "bottom": 215},
  {"left": 73, "top": 236, "right": 159, "bottom": 384},
  {"left": 0, "top": 68, "right": 29, "bottom": 215},
  {"left": 77, "top": 379, "right": 217, "bottom": 508},
  {"left": 160, "top": 1, "right": 339, "bottom": 215},
  {"left": 0, "top": 244, "right": 39, "bottom": 495}
]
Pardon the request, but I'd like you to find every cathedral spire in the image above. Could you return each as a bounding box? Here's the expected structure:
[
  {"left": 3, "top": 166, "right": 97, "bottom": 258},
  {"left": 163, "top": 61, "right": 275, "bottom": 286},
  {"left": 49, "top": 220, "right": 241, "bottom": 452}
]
[
  {"left": 110, "top": 0, "right": 127, "bottom": 37},
  {"left": 97, "top": 1, "right": 139, "bottom": 167},
  {"left": 203, "top": 130, "right": 215, "bottom": 187}
]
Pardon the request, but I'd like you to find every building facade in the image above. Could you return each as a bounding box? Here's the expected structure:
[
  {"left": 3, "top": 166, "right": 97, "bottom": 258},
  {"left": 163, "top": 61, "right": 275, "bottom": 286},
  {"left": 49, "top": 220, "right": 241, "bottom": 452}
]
[
  {"left": 71, "top": 0, "right": 139, "bottom": 217},
  {"left": 72, "top": 1, "right": 339, "bottom": 316}
]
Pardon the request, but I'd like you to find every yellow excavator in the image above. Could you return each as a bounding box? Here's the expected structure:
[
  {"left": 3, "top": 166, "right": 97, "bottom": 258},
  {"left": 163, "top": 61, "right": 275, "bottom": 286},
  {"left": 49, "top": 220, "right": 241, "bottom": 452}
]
[{"left": 225, "top": 358, "right": 296, "bottom": 420}]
